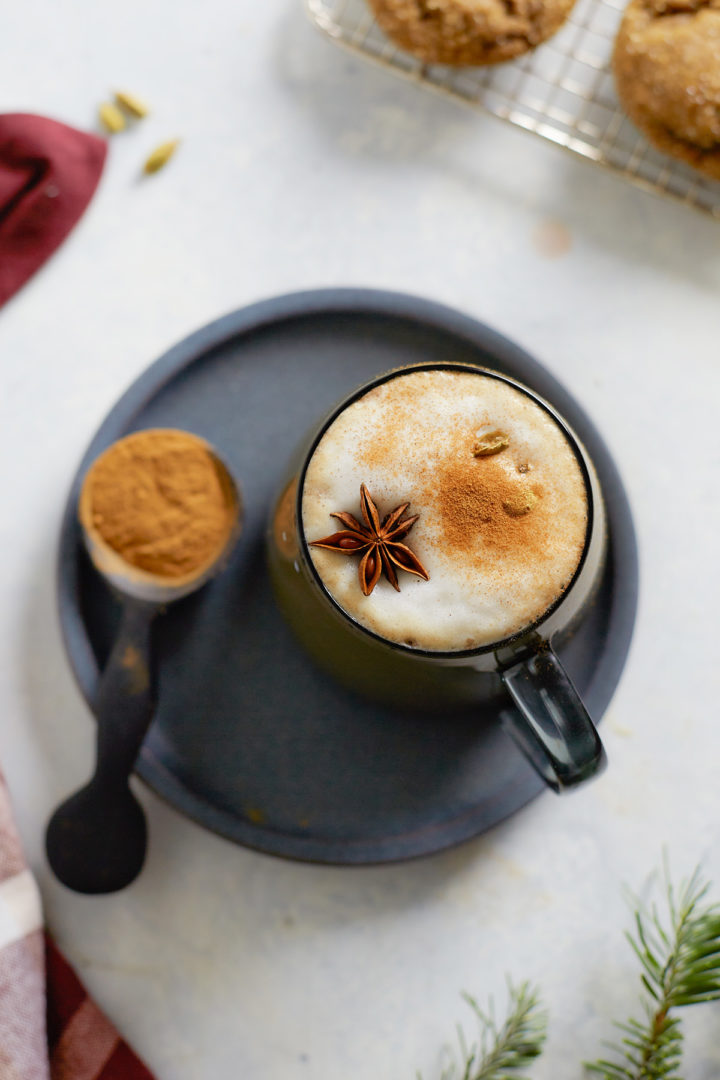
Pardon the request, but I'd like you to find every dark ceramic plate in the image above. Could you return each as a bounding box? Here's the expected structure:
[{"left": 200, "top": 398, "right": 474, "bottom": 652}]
[{"left": 57, "top": 289, "right": 638, "bottom": 864}]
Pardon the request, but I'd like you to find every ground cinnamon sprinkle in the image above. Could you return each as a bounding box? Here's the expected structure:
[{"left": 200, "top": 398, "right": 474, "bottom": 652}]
[
  {"left": 431, "top": 455, "right": 548, "bottom": 560},
  {"left": 80, "top": 429, "right": 237, "bottom": 579}
]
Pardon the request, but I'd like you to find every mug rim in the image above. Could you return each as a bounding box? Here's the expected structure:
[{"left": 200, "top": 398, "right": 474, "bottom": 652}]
[{"left": 295, "top": 361, "right": 596, "bottom": 661}]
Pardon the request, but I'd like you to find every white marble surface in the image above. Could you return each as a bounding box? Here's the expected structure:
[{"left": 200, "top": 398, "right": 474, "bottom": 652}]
[{"left": 2, "top": 1, "right": 720, "bottom": 1076}]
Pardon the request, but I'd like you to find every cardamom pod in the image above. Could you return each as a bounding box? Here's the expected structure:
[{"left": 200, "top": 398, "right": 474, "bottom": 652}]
[
  {"left": 114, "top": 90, "right": 149, "bottom": 118},
  {"left": 503, "top": 491, "right": 538, "bottom": 517},
  {"left": 472, "top": 430, "right": 510, "bottom": 457},
  {"left": 143, "top": 139, "right": 180, "bottom": 175},
  {"left": 99, "top": 103, "right": 126, "bottom": 134}
]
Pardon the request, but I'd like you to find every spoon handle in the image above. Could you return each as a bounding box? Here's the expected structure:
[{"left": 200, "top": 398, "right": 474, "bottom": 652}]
[
  {"left": 93, "top": 601, "right": 157, "bottom": 786},
  {"left": 46, "top": 601, "right": 158, "bottom": 893}
]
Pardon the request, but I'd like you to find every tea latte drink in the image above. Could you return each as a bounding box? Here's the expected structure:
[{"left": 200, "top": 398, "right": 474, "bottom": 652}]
[{"left": 301, "top": 368, "right": 589, "bottom": 652}]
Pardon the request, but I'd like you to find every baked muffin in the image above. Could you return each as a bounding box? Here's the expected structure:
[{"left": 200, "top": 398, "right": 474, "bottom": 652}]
[
  {"left": 613, "top": 0, "right": 720, "bottom": 180},
  {"left": 367, "top": 0, "right": 577, "bottom": 66}
]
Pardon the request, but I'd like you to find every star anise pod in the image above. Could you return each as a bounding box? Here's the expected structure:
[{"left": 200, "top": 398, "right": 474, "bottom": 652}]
[{"left": 310, "top": 483, "right": 430, "bottom": 596}]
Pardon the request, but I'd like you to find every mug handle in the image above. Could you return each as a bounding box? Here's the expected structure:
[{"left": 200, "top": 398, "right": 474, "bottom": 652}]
[{"left": 498, "top": 642, "right": 606, "bottom": 792}]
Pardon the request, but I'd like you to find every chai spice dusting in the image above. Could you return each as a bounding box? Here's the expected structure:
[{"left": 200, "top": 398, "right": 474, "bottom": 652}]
[
  {"left": 81, "top": 429, "right": 236, "bottom": 579},
  {"left": 431, "top": 456, "right": 547, "bottom": 560}
]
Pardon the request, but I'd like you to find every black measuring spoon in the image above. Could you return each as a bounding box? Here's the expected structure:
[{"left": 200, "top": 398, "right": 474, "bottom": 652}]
[{"left": 46, "top": 445, "right": 241, "bottom": 894}]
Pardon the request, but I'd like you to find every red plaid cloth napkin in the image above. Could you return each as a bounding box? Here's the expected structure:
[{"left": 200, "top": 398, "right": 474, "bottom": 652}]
[
  {"left": 0, "top": 113, "right": 106, "bottom": 307},
  {"left": 0, "top": 775, "right": 155, "bottom": 1078}
]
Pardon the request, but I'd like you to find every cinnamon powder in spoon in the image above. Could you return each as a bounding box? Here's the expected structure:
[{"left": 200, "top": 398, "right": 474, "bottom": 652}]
[{"left": 80, "top": 429, "right": 236, "bottom": 579}]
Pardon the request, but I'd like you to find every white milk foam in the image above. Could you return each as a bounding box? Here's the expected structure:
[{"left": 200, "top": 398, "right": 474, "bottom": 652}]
[{"left": 301, "top": 369, "right": 588, "bottom": 651}]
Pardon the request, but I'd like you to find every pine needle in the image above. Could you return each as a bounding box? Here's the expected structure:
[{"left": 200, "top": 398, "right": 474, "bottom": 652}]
[
  {"left": 586, "top": 865, "right": 720, "bottom": 1080},
  {"left": 432, "top": 982, "right": 547, "bottom": 1080}
]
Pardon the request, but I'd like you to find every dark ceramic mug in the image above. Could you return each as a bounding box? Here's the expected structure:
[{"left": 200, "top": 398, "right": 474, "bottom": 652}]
[{"left": 268, "top": 362, "right": 607, "bottom": 791}]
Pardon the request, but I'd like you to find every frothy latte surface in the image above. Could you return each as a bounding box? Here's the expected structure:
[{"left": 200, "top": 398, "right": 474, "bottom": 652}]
[{"left": 301, "top": 369, "right": 588, "bottom": 652}]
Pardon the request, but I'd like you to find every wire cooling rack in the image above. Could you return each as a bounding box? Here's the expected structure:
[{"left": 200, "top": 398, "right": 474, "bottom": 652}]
[{"left": 306, "top": 0, "right": 720, "bottom": 219}]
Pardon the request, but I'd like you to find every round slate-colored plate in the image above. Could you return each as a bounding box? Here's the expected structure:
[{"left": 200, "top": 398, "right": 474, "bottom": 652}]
[{"left": 58, "top": 289, "right": 638, "bottom": 864}]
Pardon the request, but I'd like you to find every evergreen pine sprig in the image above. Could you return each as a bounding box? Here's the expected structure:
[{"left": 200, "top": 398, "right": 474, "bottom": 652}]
[
  {"left": 436, "top": 982, "right": 547, "bottom": 1080},
  {"left": 587, "top": 865, "right": 720, "bottom": 1080}
]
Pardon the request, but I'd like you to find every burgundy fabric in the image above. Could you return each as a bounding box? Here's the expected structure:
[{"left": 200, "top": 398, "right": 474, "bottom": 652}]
[
  {"left": 0, "top": 113, "right": 106, "bottom": 306},
  {"left": 45, "top": 939, "right": 155, "bottom": 1080},
  {"left": 44, "top": 939, "right": 87, "bottom": 1052}
]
